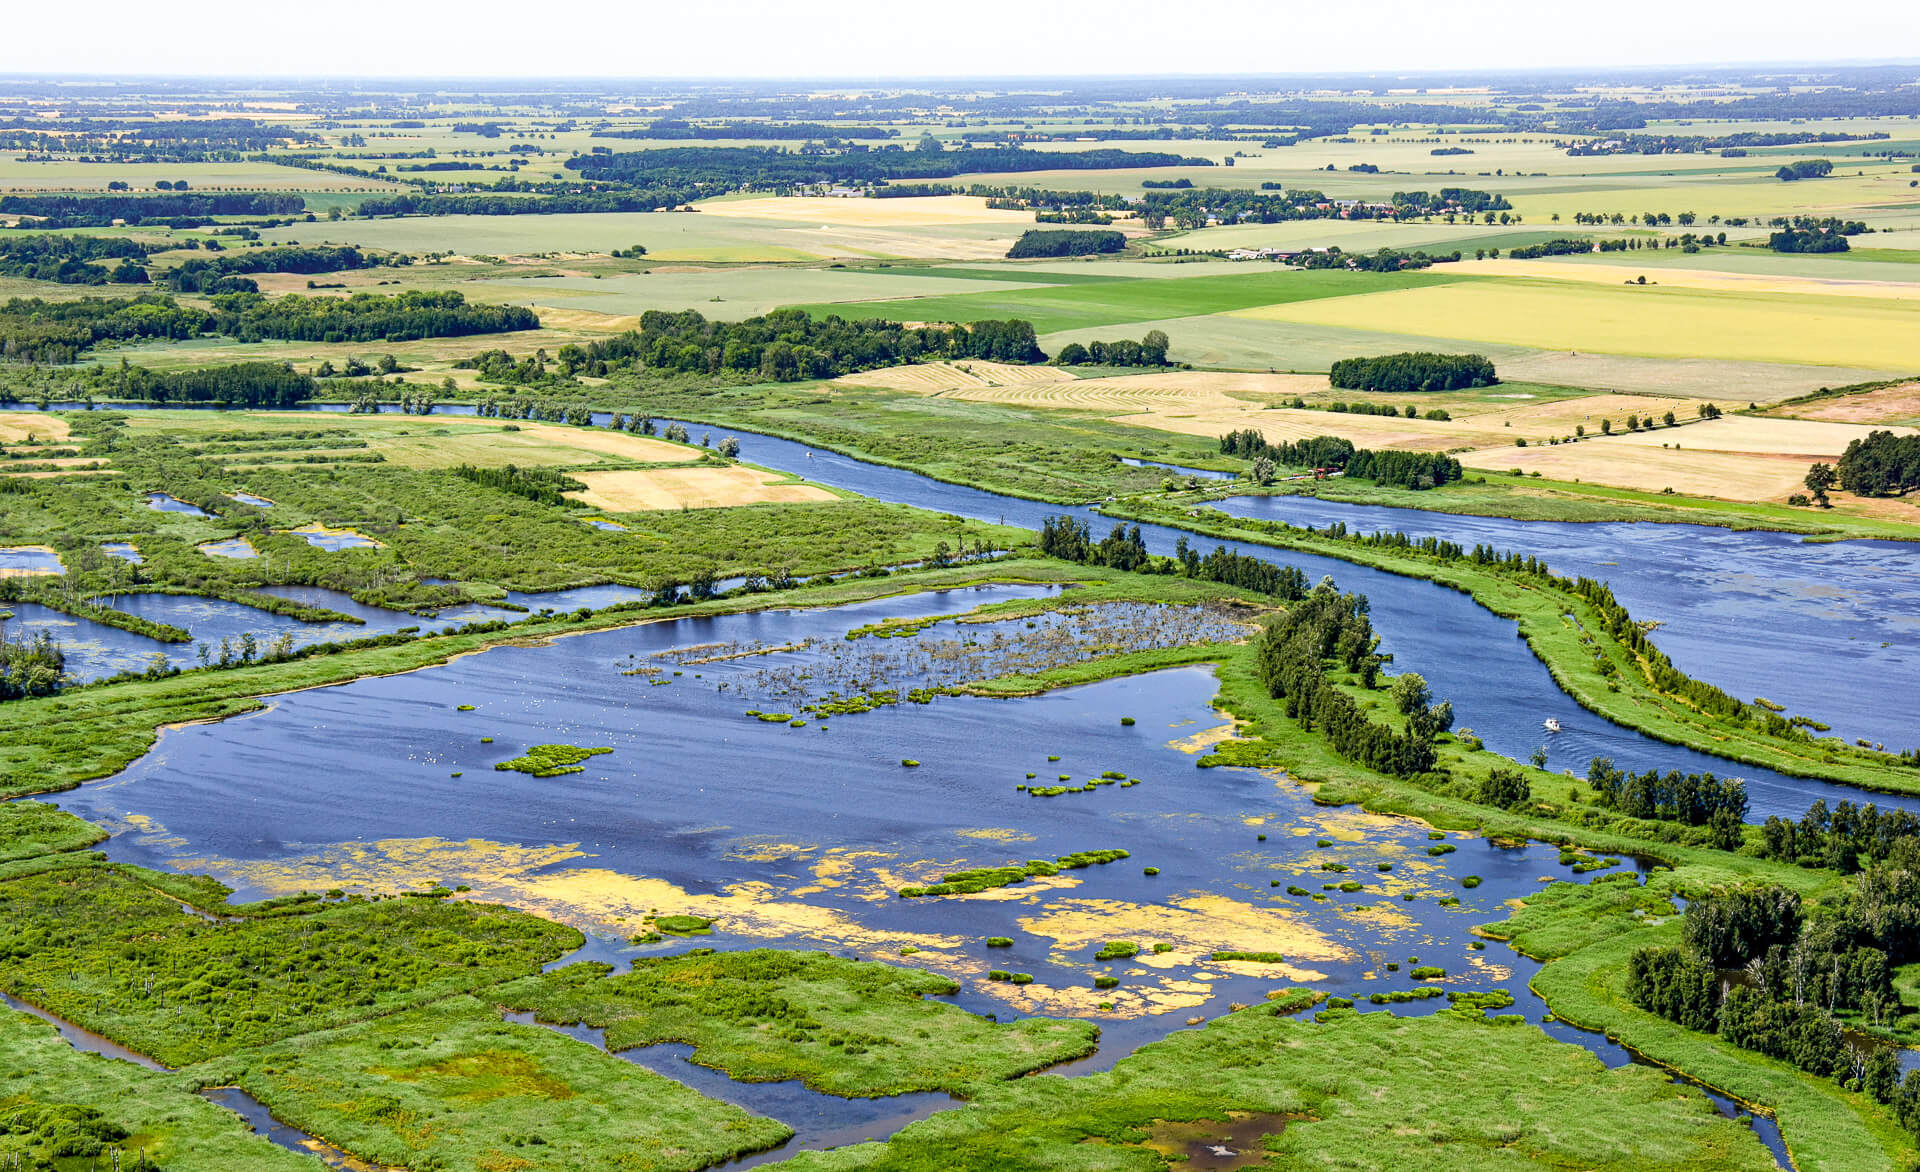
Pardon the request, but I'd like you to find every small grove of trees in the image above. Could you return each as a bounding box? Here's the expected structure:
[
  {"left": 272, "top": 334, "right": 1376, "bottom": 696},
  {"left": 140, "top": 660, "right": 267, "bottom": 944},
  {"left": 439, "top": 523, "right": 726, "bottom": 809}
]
[
  {"left": 1585, "top": 757, "right": 1747, "bottom": 849},
  {"left": 0, "top": 629, "right": 66, "bottom": 701},
  {"left": 448, "top": 463, "right": 586, "bottom": 507},
  {"left": 1218, "top": 430, "right": 1464, "bottom": 490},
  {"left": 1628, "top": 870, "right": 1920, "bottom": 1129},
  {"left": 1006, "top": 229, "right": 1126, "bottom": 259},
  {"left": 1054, "top": 330, "right": 1169, "bottom": 367},
  {"left": 1833, "top": 431, "right": 1920, "bottom": 497},
  {"left": 1769, "top": 228, "right": 1850, "bottom": 254},
  {"left": 1759, "top": 798, "right": 1920, "bottom": 874},
  {"left": 1329, "top": 352, "right": 1497, "bottom": 393},
  {"left": 1775, "top": 159, "right": 1835, "bottom": 181},
  {"left": 1253, "top": 581, "right": 1443, "bottom": 777}
]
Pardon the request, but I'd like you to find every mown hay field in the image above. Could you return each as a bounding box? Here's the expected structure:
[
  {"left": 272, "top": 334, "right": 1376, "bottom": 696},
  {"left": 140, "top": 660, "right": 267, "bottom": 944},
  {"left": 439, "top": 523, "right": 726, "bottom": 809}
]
[
  {"left": 1232, "top": 277, "right": 1920, "bottom": 372},
  {"left": 566, "top": 465, "right": 837, "bottom": 511},
  {"left": 1774, "top": 382, "right": 1920, "bottom": 426},
  {"left": 834, "top": 360, "right": 1080, "bottom": 394},
  {"left": 121, "top": 413, "right": 701, "bottom": 470}
]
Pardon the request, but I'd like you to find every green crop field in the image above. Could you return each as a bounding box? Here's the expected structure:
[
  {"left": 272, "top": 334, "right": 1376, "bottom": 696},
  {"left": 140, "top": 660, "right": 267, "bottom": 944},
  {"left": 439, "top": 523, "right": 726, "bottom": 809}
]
[{"left": 789, "top": 268, "right": 1469, "bottom": 334}]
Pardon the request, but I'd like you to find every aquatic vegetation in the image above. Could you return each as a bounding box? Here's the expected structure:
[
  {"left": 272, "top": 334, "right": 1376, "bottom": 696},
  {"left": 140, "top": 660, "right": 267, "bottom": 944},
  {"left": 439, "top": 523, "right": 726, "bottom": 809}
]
[
  {"left": 456, "top": 703, "right": 475, "bottom": 711},
  {"left": 1093, "top": 976, "right": 1120, "bottom": 990},
  {"left": 1143, "top": 866, "right": 1160, "bottom": 876},
  {"left": 902, "top": 758, "right": 920, "bottom": 767},
  {"left": 677, "top": 601, "right": 1255, "bottom": 721},
  {"left": 1210, "top": 951, "right": 1289, "bottom": 964},
  {"left": 898, "top": 849, "right": 1130, "bottom": 898},
  {"left": 768, "top": 991, "right": 1774, "bottom": 1172},
  {"left": 224, "top": 996, "right": 790, "bottom": 1172},
  {"left": 0, "top": 864, "right": 578, "bottom": 1067},
  {"left": 1093, "top": 941, "right": 1139, "bottom": 961},
  {"left": 1120, "top": 716, "right": 1136, "bottom": 726},
  {"left": 984, "top": 937, "right": 1014, "bottom": 948},
  {"left": 492, "top": 744, "right": 613, "bottom": 777},
  {"left": 1410, "top": 966, "right": 1447, "bottom": 980},
  {"left": 1367, "top": 986, "right": 1445, "bottom": 1004},
  {"left": 1461, "top": 876, "right": 1483, "bottom": 889},
  {"left": 651, "top": 914, "right": 713, "bottom": 936},
  {"left": 494, "top": 949, "right": 1095, "bottom": 1097}
]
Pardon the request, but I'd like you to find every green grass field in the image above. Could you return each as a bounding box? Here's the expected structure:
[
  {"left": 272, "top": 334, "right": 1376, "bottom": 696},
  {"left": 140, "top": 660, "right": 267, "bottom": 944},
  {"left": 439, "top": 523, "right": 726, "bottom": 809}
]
[{"left": 789, "top": 268, "right": 1469, "bottom": 334}]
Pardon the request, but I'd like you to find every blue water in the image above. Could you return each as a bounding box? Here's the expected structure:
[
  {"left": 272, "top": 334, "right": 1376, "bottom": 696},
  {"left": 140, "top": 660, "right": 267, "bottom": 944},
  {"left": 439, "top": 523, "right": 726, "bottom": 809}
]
[
  {"left": 228, "top": 492, "right": 275, "bottom": 509},
  {"left": 0, "top": 546, "right": 62, "bottom": 574},
  {"left": 101, "top": 542, "right": 142, "bottom": 564},
  {"left": 199, "top": 538, "right": 258, "bottom": 560},
  {"left": 147, "top": 492, "right": 215, "bottom": 517},
  {"left": 1209, "top": 494, "right": 1920, "bottom": 751}
]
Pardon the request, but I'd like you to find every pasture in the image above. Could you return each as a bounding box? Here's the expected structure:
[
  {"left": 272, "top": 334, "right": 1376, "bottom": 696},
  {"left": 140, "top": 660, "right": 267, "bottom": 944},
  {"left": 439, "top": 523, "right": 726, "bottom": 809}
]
[{"left": 1774, "top": 381, "right": 1920, "bottom": 426}]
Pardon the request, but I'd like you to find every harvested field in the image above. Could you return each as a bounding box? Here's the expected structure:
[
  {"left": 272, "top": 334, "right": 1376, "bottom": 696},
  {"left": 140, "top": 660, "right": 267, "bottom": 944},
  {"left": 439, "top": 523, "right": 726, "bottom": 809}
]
[
  {"left": 1608, "top": 416, "right": 1919, "bottom": 458},
  {"left": 123, "top": 414, "right": 701, "bottom": 470},
  {"left": 836, "top": 361, "right": 1081, "bottom": 395},
  {"left": 1494, "top": 351, "right": 1887, "bottom": 403},
  {"left": 566, "top": 466, "right": 837, "bottom": 512},
  {"left": 698, "top": 194, "right": 1043, "bottom": 228},
  {"left": 1462, "top": 258, "right": 1920, "bottom": 302},
  {"left": 0, "top": 412, "right": 70, "bottom": 443},
  {"left": 1457, "top": 443, "right": 1818, "bottom": 502},
  {"left": 1775, "top": 382, "right": 1920, "bottom": 426}
]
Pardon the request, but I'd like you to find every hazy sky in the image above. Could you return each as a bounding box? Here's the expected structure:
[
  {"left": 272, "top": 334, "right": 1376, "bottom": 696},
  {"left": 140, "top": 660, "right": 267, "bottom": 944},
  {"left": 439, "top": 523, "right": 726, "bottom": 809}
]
[{"left": 4, "top": 0, "right": 1916, "bottom": 79}]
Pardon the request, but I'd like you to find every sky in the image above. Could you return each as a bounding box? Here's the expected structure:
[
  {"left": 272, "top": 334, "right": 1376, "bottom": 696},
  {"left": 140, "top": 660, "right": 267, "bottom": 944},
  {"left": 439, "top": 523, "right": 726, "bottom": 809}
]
[{"left": 2, "top": 0, "right": 1916, "bottom": 79}]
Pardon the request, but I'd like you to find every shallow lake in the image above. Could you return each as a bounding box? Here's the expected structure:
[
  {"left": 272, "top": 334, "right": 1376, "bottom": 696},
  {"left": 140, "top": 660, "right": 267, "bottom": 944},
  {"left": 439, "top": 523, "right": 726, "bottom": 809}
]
[{"left": 54, "top": 583, "right": 1795, "bottom": 1161}]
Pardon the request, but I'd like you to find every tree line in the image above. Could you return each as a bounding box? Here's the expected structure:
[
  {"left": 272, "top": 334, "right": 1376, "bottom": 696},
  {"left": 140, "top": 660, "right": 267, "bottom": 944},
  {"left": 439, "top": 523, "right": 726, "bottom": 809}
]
[
  {"left": 205, "top": 290, "right": 538, "bottom": 345},
  {"left": 1585, "top": 757, "right": 1747, "bottom": 848},
  {"left": 0, "top": 192, "right": 303, "bottom": 227},
  {"left": 1217, "top": 430, "right": 1463, "bottom": 490},
  {"left": 545, "top": 308, "right": 1044, "bottom": 382},
  {"left": 1253, "top": 581, "right": 1447, "bottom": 778},
  {"left": 565, "top": 145, "right": 1214, "bottom": 188},
  {"left": 1759, "top": 798, "right": 1920, "bottom": 874},
  {"left": 1329, "top": 352, "right": 1497, "bottom": 393},
  {"left": 164, "top": 246, "right": 377, "bottom": 293},
  {"left": 1036, "top": 515, "right": 1310, "bottom": 599},
  {"left": 1054, "top": 330, "right": 1170, "bottom": 367}
]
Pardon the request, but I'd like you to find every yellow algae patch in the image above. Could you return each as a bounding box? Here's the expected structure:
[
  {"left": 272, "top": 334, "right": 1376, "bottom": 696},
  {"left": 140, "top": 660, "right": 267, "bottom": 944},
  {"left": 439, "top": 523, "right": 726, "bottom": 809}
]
[
  {"left": 1168, "top": 719, "right": 1242, "bottom": 755},
  {"left": 1465, "top": 954, "right": 1516, "bottom": 982},
  {"left": 1339, "top": 901, "right": 1421, "bottom": 933},
  {"left": 954, "top": 827, "right": 1037, "bottom": 844},
  {"left": 491, "top": 866, "right": 966, "bottom": 958},
  {"left": 170, "top": 837, "right": 592, "bottom": 896},
  {"left": 998, "top": 977, "right": 1221, "bottom": 1020},
  {"left": 566, "top": 465, "right": 836, "bottom": 511},
  {"left": 791, "top": 849, "right": 900, "bottom": 900},
  {"left": 1018, "top": 892, "right": 1352, "bottom": 972},
  {"left": 723, "top": 837, "right": 819, "bottom": 864}
]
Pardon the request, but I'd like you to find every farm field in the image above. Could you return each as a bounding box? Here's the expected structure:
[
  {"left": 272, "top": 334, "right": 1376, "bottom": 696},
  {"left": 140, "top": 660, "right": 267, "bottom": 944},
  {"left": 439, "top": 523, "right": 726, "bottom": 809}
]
[
  {"left": 789, "top": 268, "right": 1470, "bottom": 334},
  {"left": 566, "top": 464, "right": 838, "bottom": 510},
  {"left": 473, "top": 266, "right": 1059, "bottom": 321},
  {"left": 1233, "top": 277, "right": 1920, "bottom": 375},
  {"left": 255, "top": 204, "right": 1034, "bottom": 262},
  {"left": 1771, "top": 381, "right": 1920, "bottom": 425},
  {"left": 1461, "top": 256, "right": 1920, "bottom": 301}
]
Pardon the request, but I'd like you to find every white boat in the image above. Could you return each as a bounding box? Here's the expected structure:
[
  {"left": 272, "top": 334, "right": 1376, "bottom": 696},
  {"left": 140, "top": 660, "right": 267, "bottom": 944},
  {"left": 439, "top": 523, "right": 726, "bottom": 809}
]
[{"left": 1543, "top": 718, "right": 1563, "bottom": 733}]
